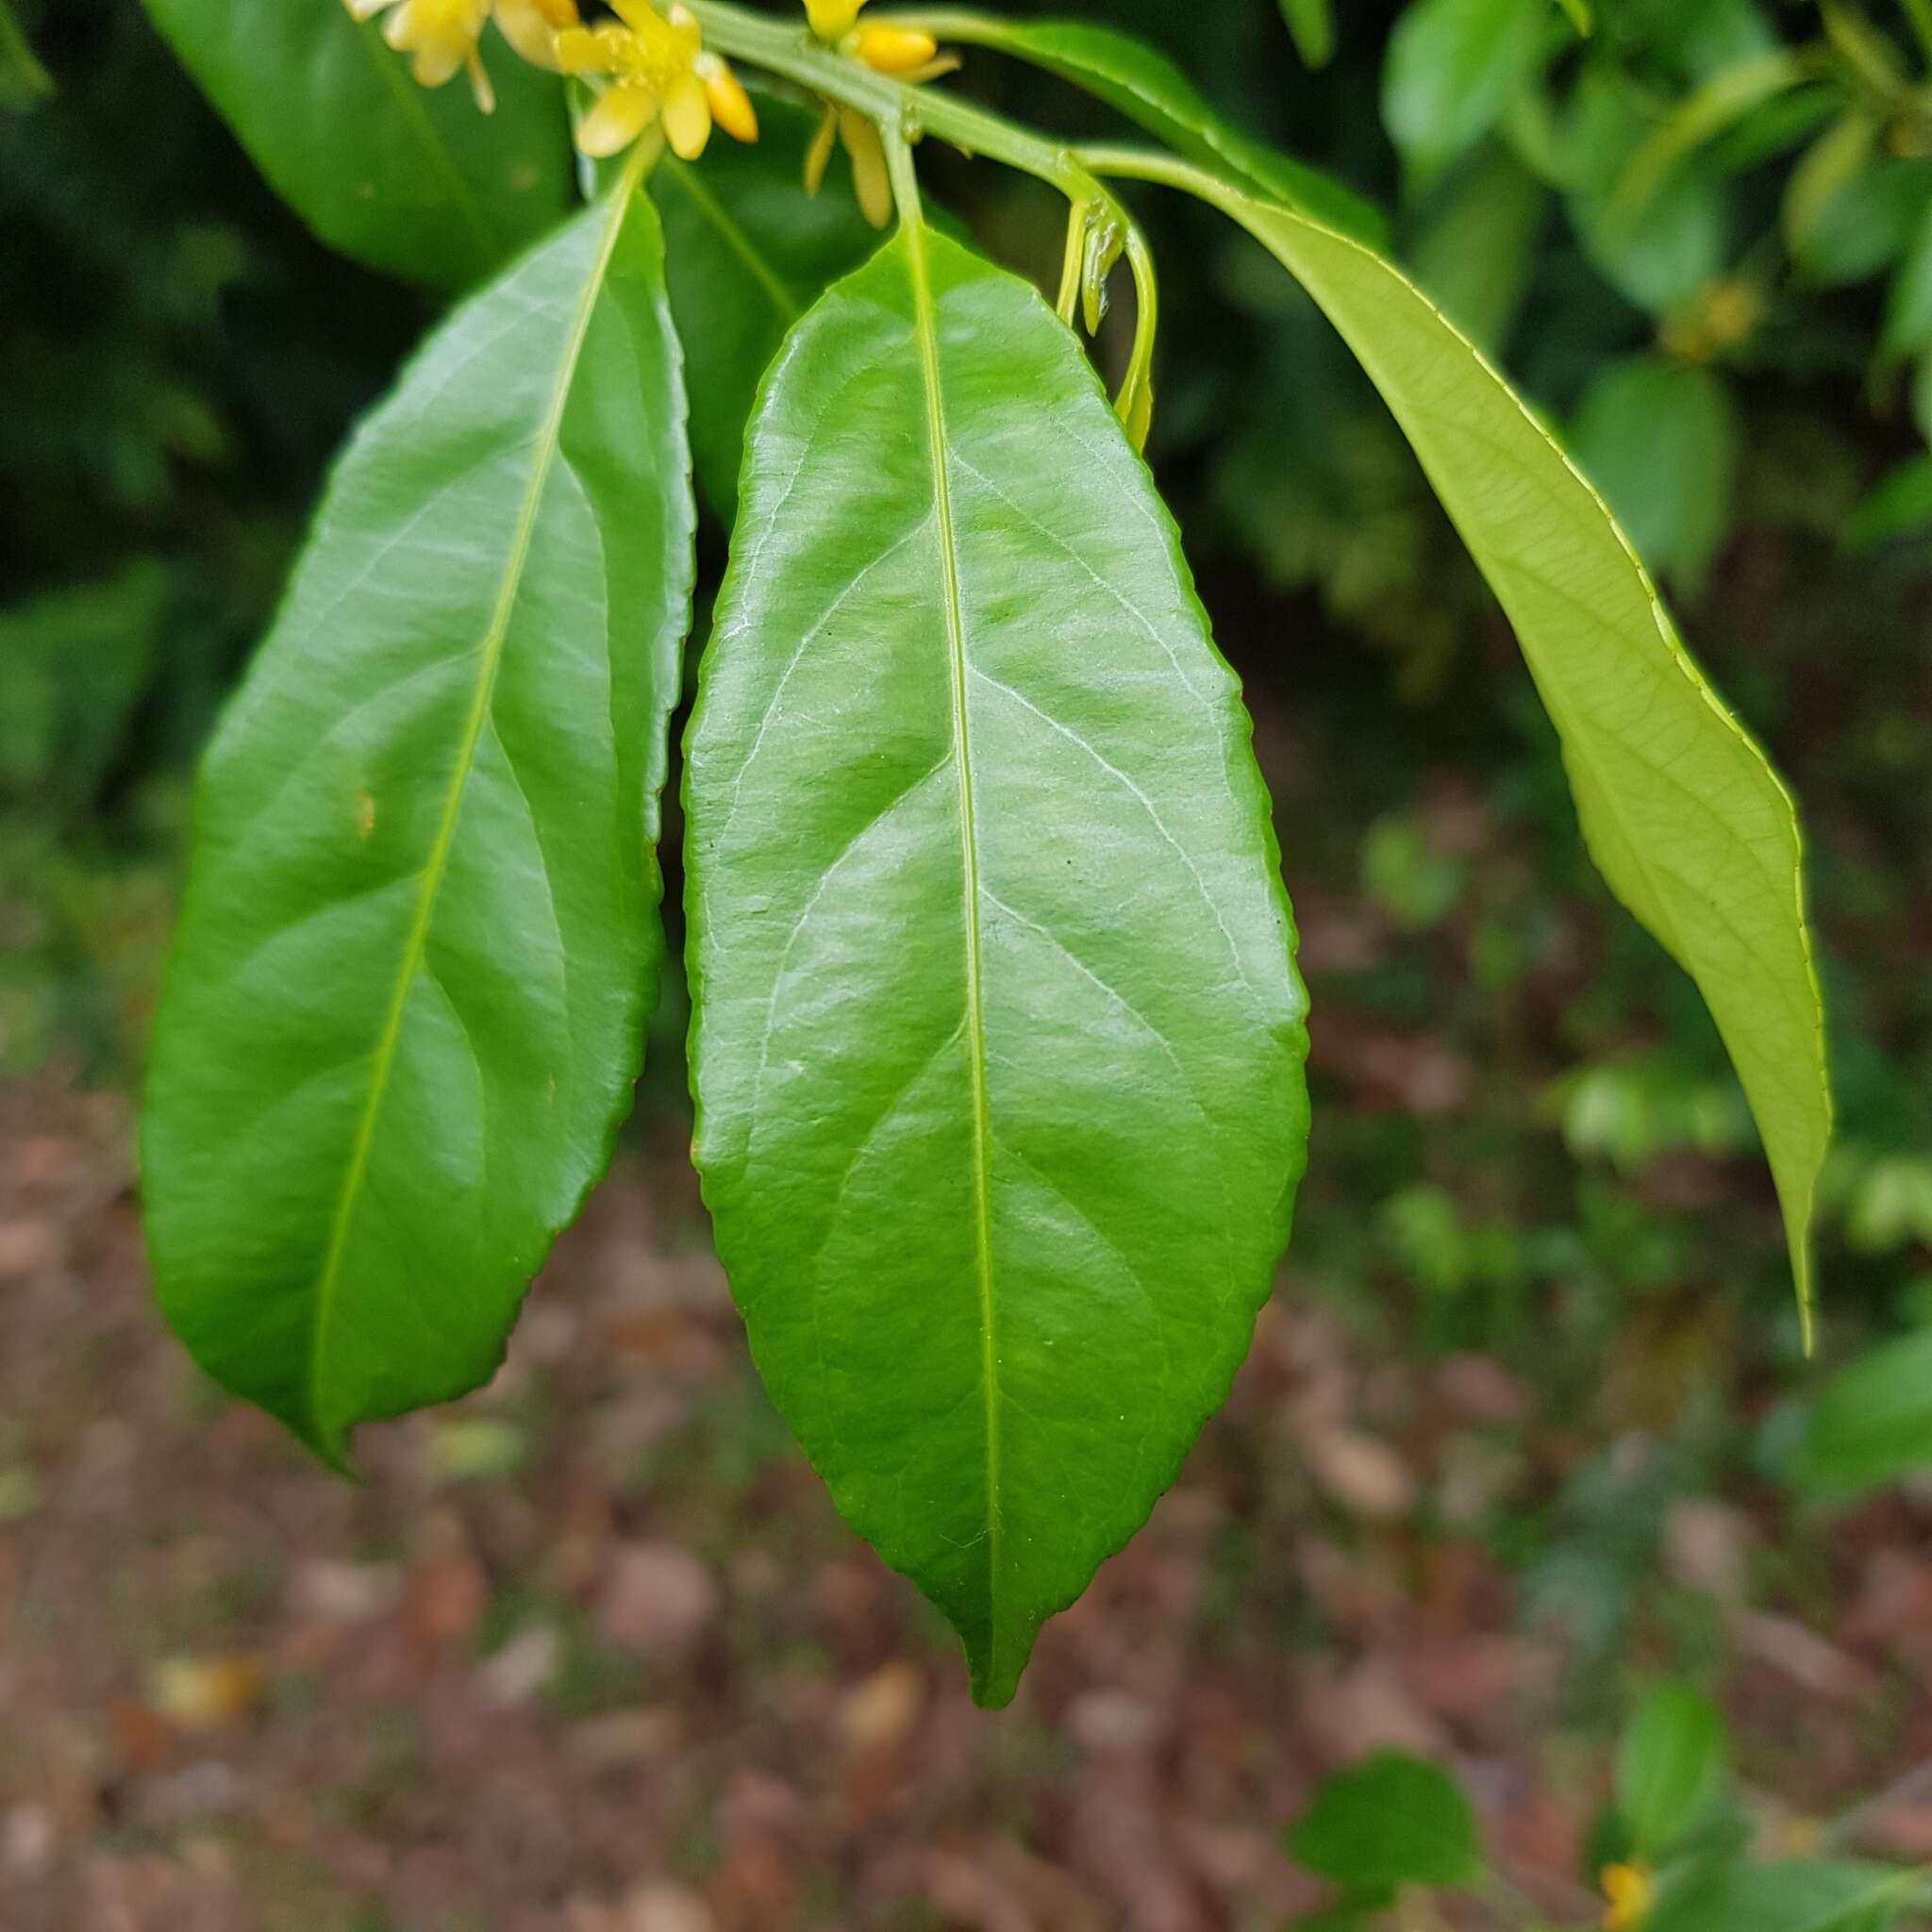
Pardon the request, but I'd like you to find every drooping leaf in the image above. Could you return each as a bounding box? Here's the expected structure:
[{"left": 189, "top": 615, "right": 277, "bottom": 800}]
[
  {"left": 1571, "top": 357, "right": 1740, "bottom": 591},
  {"left": 1278, "top": 0, "right": 1335, "bottom": 69},
  {"left": 653, "top": 93, "right": 878, "bottom": 521},
  {"left": 1286, "top": 1752, "right": 1484, "bottom": 1890},
  {"left": 1382, "top": 0, "right": 1548, "bottom": 187},
  {"left": 684, "top": 221, "right": 1310, "bottom": 1707},
  {"left": 1793, "top": 1327, "right": 1932, "bottom": 1500},
  {"left": 0, "top": 0, "right": 53, "bottom": 108},
  {"left": 142, "top": 172, "right": 694, "bottom": 1466},
  {"left": 142, "top": 0, "right": 572, "bottom": 289},
  {"left": 921, "top": 14, "right": 1386, "bottom": 246},
  {"left": 1184, "top": 175, "right": 1830, "bottom": 1322},
  {"left": 1616, "top": 1681, "right": 1728, "bottom": 1856}
]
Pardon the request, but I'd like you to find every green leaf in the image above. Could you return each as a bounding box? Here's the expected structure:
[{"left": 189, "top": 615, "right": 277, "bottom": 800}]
[
  {"left": 923, "top": 15, "right": 1386, "bottom": 246},
  {"left": 1279, "top": 0, "right": 1336, "bottom": 68},
  {"left": 1382, "top": 0, "right": 1548, "bottom": 187},
  {"left": 1570, "top": 358, "right": 1740, "bottom": 592},
  {"left": 1408, "top": 143, "right": 1548, "bottom": 354},
  {"left": 1844, "top": 456, "right": 1932, "bottom": 551},
  {"left": 1794, "top": 1326, "right": 1932, "bottom": 1500},
  {"left": 1607, "top": 49, "right": 1806, "bottom": 225},
  {"left": 1286, "top": 1751, "right": 1484, "bottom": 1890},
  {"left": 0, "top": 561, "right": 169, "bottom": 808},
  {"left": 684, "top": 221, "right": 1310, "bottom": 1707},
  {"left": 1616, "top": 1681, "right": 1727, "bottom": 1856},
  {"left": 0, "top": 0, "right": 53, "bottom": 109},
  {"left": 653, "top": 93, "right": 879, "bottom": 522},
  {"left": 142, "top": 173, "right": 694, "bottom": 1467},
  {"left": 142, "top": 0, "right": 572, "bottom": 289},
  {"left": 1882, "top": 197, "right": 1932, "bottom": 363},
  {"left": 1190, "top": 177, "right": 1830, "bottom": 1324},
  {"left": 1647, "top": 1859, "right": 1915, "bottom": 1932}
]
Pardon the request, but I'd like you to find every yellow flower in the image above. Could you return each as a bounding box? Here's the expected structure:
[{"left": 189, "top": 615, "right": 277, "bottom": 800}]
[
  {"left": 1601, "top": 1861, "right": 1656, "bottom": 1930},
  {"left": 805, "top": 103, "right": 891, "bottom": 228},
  {"left": 344, "top": 0, "right": 581, "bottom": 109},
  {"left": 493, "top": 0, "right": 580, "bottom": 70},
  {"left": 850, "top": 23, "right": 938, "bottom": 72},
  {"left": 556, "top": 0, "right": 756, "bottom": 159},
  {"left": 802, "top": 0, "right": 942, "bottom": 75},
  {"left": 805, "top": 0, "right": 866, "bottom": 39}
]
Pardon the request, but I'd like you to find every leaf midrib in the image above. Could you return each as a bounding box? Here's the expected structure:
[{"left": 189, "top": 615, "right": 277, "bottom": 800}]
[
  {"left": 902, "top": 218, "right": 1003, "bottom": 1653},
  {"left": 305, "top": 159, "right": 646, "bottom": 1452}
]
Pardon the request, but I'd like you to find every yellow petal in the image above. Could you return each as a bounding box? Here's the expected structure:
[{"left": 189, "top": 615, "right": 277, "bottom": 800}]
[
  {"left": 465, "top": 45, "right": 496, "bottom": 110},
  {"left": 553, "top": 23, "right": 615, "bottom": 71},
  {"left": 698, "top": 55, "right": 758, "bottom": 144},
  {"left": 841, "top": 108, "right": 891, "bottom": 229},
  {"left": 662, "top": 71, "right": 712, "bottom": 159},
  {"left": 409, "top": 38, "right": 469, "bottom": 86},
  {"left": 852, "top": 24, "right": 937, "bottom": 73},
  {"left": 493, "top": 0, "right": 564, "bottom": 67},
  {"left": 576, "top": 81, "right": 659, "bottom": 157},
  {"left": 804, "top": 101, "right": 837, "bottom": 195},
  {"left": 805, "top": 0, "right": 866, "bottom": 40},
  {"left": 343, "top": 0, "right": 400, "bottom": 21}
]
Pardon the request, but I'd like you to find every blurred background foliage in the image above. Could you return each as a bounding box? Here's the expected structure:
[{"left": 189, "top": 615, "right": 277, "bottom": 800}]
[{"left": 4, "top": 2, "right": 1932, "bottom": 1917}]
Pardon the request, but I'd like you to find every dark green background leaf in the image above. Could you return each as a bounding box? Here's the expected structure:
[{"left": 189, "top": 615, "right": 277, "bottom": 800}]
[
  {"left": 1286, "top": 1751, "right": 1484, "bottom": 1890},
  {"left": 653, "top": 93, "right": 878, "bottom": 522},
  {"left": 1571, "top": 358, "right": 1740, "bottom": 591},
  {"left": 142, "top": 0, "right": 572, "bottom": 288},
  {"left": 685, "top": 222, "right": 1309, "bottom": 1707},
  {"left": 142, "top": 178, "right": 693, "bottom": 1464},
  {"left": 1794, "top": 1327, "right": 1932, "bottom": 1500},
  {"left": 929, "top": 14, "right": 1387, "bottom": 246}
]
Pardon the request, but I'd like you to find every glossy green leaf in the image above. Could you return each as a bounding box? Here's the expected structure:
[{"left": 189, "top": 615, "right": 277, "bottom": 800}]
[
  {"left": 1616, "top": 1681, "right": 1727, "bottom": 1855},
  {"left": 1571, "top": 358, "right": 1740, "bottom": 592},
  {"left": 653, "top": 94, "right": 878, "bottom": 521},
  {"left": 915, "top": 13, "right": 1386, "bottom": 246},
  {"left": 142, "top": 175, "right": 694, "bottom": 1466},
  {"left": 0, "top": 0, "right": 53, "bottom": 109},
  {"left": 1793, "top": 1327, "right": 1932, "bottom": 1500},
  {"left": 142, "top": 0, "right": 572, "bottom": 289},
  {"left": 1286, "top": 1752, "right": 1484, "bottom": 1890},
  {"left": 685, "top": 220, "right": 1310, "bottom": 1707},
  {"left": 1186, "top": 175, "right": 1830, "bottom": 1321},
  {"left": 1383, "top": 0, "right": 1547, "bottom": 186},
  {"left": 1278, "top": 0, "right": 1335, "bottom": 69}
]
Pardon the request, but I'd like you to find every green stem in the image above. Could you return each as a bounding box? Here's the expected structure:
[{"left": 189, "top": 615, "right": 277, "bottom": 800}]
[
  {"left": 683, "top": 0, "right": 1100, "bottom": 204},
  {"left": 1903, "top": 0, "right": 1932, "bottom": 66}
]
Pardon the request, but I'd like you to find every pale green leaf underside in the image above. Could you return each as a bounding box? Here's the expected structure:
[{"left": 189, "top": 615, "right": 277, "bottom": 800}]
[
  {"left": 685, "top": 225, "right": 1310, "bottom": 1706},
  {"left": 1204, "top": 183, "right": 1829, "bottom": 1318},
  {"left": 142, "top": 0, "right": 571, "bottom": 288},
  {"left": 142, "top": 181, "right": 694, "bottom": 1463}
]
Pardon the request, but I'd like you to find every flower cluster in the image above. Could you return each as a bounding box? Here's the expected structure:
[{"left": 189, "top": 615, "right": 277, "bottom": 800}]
[
  {"left": 556, "top": 1, "right": 756, "bottom": 158},
  {"left": 341, "top": 0, "right": 754, "bottom": 159},
  {"left": 346, "top": 0, "right": 578, "bottom": 113}
]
